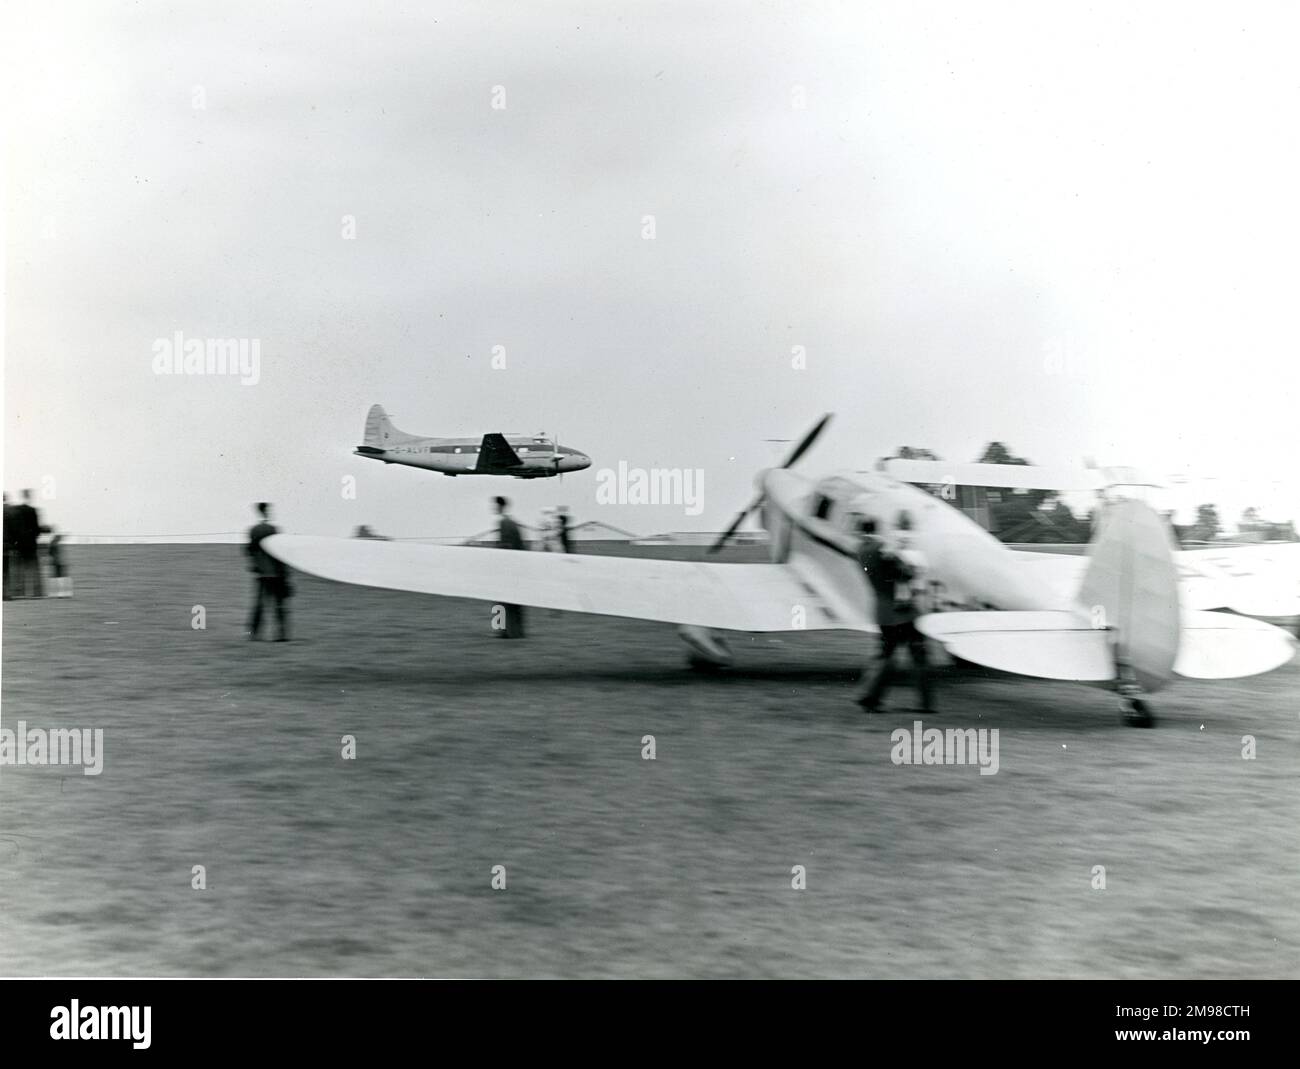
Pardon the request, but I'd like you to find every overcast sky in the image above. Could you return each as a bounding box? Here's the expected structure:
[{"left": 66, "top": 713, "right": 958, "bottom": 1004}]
[{"left": 5, "top": 1, "right": 1298, "bottom": 540}]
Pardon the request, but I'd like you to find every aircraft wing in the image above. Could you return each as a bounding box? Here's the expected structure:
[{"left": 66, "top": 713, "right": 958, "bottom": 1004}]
[
  {"left": 477, "top": 433, "right": 523, "bottom": 470},
  {"left": 883, "top": 458, "right": 1105, "bottom": 492},
  {"left": 263, "top": 535, "right": 872, "bottom": 633},
  {"left": 1174, "top": 543, "right": 1300, "bottom": 617},
  {"left": 1013, "top": 545, "right": 1300, "bottom": 617}
]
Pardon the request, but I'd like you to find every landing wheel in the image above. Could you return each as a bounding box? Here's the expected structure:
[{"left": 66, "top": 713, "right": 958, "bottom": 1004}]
[
  {"left": 687, "top": 654, "right": 727, "bottom": 673},
  {"left": 1119, "top": 695, "right": 1156, "bottom": 728}
]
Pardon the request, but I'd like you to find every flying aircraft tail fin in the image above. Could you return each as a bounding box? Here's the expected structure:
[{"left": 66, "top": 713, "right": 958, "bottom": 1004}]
[
  {"left": 362, "top": 404, "right": 419, "bottom": 448},
  {"left": 1074, "top": 499, "right": 1181, "bottom": 692}
]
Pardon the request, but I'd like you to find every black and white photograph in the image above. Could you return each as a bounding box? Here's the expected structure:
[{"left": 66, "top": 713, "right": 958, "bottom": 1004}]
[{"left": 2, "top": 0, "right": 1298, "bottom": 1007}]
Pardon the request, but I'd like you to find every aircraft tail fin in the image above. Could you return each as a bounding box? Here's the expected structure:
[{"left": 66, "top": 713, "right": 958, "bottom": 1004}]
[
  {"left": 362, "top": 404, "right": 419, "bottom": 448},
  {"left": 1075, "top": 499, "right": 1181, "bottom": 692}
]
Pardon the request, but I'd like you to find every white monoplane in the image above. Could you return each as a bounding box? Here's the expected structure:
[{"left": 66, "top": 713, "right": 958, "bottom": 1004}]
[{"left": 267, "top": 416, "right": 1296, "bottom": 726}]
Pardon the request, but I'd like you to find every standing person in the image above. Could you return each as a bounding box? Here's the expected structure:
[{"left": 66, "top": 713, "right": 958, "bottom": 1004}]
[
  {"left": 537, "top": 508, "right": 558, "bottom": 552},
  {"left": 14, "top": 490, "right": 45, "bottom": 598},
  {"left": 46, "top": 527, "right": 71, "bottom": 597},
  {"left": 494, "top": 496, "right": 527, "bottom": 638},
  {"left": 854, "top": 517, "right": 934, "bottom": 714},
  {"left": 246, "top": 502, "right": 292, "bottom": 641},
  {"left": 555, "top": 505, "right": 573, "bottom": 554},
  {"left": 2, "top": 492, "right": 16, "bottom": 600}
]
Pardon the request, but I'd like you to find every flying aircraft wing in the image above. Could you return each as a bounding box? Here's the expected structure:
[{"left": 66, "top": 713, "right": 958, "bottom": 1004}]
[
  {"left": 477, "top": 433, "right": 523, "bottom": 470},
  {"left": 263, "top": 535, "right": 873, "bottom": 633}
]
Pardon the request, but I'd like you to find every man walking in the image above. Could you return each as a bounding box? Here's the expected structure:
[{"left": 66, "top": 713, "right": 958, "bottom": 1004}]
[
  {"left": 494, "top": 496, "right": 527, "bottom": 638},
  {"left": 855, "top": 517, "right": 934, "bottom": 714},
  {"left": 555, "top": 505, "right": 573, "bottom": 553},
  {"left": 246, "top": 502, "right": 292, "bottom": 641}
]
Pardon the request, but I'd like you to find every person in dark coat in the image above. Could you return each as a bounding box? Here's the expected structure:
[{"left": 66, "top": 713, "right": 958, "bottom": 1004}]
[
  {"left": 854, "top": 517, "right": 934, "bottom": 713},
  {"left": 2, "top": 492, "right": 16, "bottom": 600},
  {"left": 494, "top": 496, "right": 527, "bottom": 638},
  {"left": 246, "top": 502, "right": 292, "bottom": 641},
  {"left": 555, "top": 505, "right": 573, "bottom": 553},
  {"left": 13, "top": 489, "right": 45, "bottom": 598}
]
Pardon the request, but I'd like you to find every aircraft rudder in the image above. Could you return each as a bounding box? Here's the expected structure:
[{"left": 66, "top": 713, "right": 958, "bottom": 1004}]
[
  {"left": 363, "top": 403, "right": 410, "bottom": 447},
  {"left": 1075, "top": 499, "right": 1181, "bottom": 692}
]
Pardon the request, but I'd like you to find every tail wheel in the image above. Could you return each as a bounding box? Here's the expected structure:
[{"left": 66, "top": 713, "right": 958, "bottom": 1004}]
[{"left": 1119, "top": 695, "right": 1156, "bottom": 728}]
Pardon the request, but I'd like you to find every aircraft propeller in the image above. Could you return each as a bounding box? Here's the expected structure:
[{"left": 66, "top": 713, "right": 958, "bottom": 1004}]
[{"left": 707, "top": 413, "right": 832, "bottom": 554}]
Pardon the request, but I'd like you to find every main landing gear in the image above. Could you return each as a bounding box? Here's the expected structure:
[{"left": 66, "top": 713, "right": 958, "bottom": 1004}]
[{"left": 678, "top": 625, "right": 733, "bottom": 671}]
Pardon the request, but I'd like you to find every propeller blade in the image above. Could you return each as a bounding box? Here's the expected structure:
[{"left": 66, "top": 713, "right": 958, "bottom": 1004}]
[
  {"left": 709, "top": 414, "right": 831, "bottom": 554},
  {"left": 780, "top": 413, "right": 832, "bottom": 468}
]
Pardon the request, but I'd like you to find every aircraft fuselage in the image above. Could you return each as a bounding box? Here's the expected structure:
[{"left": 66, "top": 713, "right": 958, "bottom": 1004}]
[
  {"left": 356, "top": 435, "right": 591, "bottom": 478},
  {"left": 760, "top": 467, "right": 1055, "bottom": 616}
]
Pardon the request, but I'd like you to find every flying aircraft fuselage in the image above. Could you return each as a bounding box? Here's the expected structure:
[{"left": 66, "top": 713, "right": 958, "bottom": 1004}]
[
  {"left": 356, "top": 435, "right": 591, "bottom": 478},
  {"left": 355, "top": 404, "right": 591, "bottom": 478}
]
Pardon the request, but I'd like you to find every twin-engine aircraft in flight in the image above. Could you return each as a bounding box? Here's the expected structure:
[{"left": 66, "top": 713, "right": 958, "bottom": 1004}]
[
  {"left": 272, "top": 415, "right": 1297, "bottom": 726},
  {"left": 354, "top": 404, "right": 592, "bottom": 479}
]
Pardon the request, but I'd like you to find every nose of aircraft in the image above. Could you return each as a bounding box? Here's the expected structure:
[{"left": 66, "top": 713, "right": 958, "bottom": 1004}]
[{"left": 560, "top": 453, "right": 591, "bottom": 472}]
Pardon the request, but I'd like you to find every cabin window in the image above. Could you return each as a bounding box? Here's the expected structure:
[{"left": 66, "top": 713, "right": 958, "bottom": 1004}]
[
  {"left": 812, "top": 495, "right": 833, "bottom": 519},
  {"left": 454, "top": 447, "right": 461, "bottom": 454}
]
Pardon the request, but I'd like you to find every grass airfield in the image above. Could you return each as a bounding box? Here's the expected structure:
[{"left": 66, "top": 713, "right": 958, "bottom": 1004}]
[{"left": 2, "top": 545, "right": 1297, "bottom": 978}]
